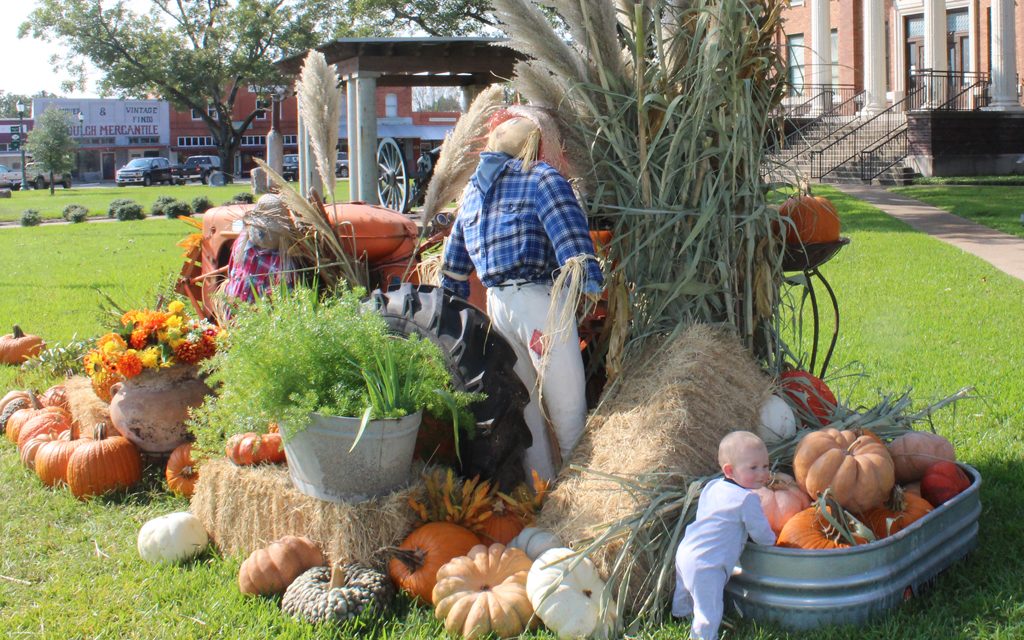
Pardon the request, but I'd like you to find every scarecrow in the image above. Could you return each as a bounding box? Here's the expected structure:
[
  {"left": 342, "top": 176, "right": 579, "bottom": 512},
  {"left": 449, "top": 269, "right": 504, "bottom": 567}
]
[
  {"left": 440, "top": 107, "right": 604, "bottom": 481},
  {"left": 224, "top": 193, "right": 297, "bottom": 303}
]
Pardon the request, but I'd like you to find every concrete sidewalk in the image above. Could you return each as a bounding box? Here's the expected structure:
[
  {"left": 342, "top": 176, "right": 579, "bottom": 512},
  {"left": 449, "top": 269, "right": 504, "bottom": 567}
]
[{"left": 832, "top": 183, "right": 1024, "bottom": 281}]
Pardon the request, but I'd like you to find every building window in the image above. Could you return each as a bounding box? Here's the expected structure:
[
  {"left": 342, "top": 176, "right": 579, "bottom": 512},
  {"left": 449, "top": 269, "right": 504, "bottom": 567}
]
[
  {"left": 177, "top": 136, "right": 215, "bottom": 147},
  {"left": 190, "top": 106, "right": 218, "bottom": 121},
  {"left": 385, "top": 93, "right": 399, "bottom": 117},
  {"left": 283, "top": 134, "right": 297, "bottom": 145},
  {"left": 241, "top": 135, "right": 267, "bottom": 146},
  {"left": 787, "top": 34, "right": 805, "bottom": 96},
  {"left": 128, "top": 137, "right": 160, "bottom": 145},
  {"left": 255, "top": 99, "right": 269, "bottom": 120}
]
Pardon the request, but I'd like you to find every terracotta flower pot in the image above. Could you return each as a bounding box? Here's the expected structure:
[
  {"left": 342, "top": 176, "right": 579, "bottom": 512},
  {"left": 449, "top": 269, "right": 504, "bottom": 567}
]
[{"left": 108, "top": 365, "right": 211, "bottom": 455}]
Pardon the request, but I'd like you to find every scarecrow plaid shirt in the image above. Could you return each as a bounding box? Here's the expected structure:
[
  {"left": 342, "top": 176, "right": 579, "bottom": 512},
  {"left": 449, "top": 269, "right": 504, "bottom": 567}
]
[
  {"left": 440, "top": 158, "right": 604, "bottom": 299},
  {"left": 224, "top": 230, "right": 292, "bottom": 303}
]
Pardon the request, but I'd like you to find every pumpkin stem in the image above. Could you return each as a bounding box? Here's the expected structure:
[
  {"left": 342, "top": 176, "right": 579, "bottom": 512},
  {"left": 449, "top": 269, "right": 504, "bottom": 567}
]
[
  {"left": 12, "top": 325, "right": 27, "bottom": 339},
  {"left": 329, "top": 563, "right": 347, "bottom": 590},
  {"left": 93, "top": 423, "right": 107, "bottom": 440},
  {"left": 28, "top": 391, "right": 42, "bottom": 410},
  {"left": 380, "top": 547, "right": 426, "bottom": 574}
]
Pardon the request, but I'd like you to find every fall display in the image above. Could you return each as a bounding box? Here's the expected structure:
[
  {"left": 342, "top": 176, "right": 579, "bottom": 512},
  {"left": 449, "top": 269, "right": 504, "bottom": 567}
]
[
  {"left": 281, "top": 563, "right": 394, "bottom": 625},
  {"left": 0, "top": 325, "right": 45, "bottom": 364},
  {"left": 238, "top": 535, "right": 324, "bottom": 597},
  {"left": 137, "top": 512, "right": 209, "bottom": 564},
  {"left": 165, "top": 443, "right": 200, "bottom": 497},
  {"left": 65, "top": 423, "right": 143, "bottom": 500},
  {"left": 793, "top": 428, "right": 895, "bottom": 513},
  {"left": 432, "top": 544, "right": 535, "bottom": 639},
  {"left": 526, "top": 547, "right": 615, "bottom": 640},
  {"left": 387, "top": 522, "right": 481, "bottom": 604},
  {"left": 920, "top": 461, "right": 972, "bottom": 506}
]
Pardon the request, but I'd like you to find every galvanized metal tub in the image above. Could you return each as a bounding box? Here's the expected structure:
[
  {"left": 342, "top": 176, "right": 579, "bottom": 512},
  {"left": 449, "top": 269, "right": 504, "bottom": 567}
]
[{"left": 724, "top": 464, "right": 981, "bottom": 630}]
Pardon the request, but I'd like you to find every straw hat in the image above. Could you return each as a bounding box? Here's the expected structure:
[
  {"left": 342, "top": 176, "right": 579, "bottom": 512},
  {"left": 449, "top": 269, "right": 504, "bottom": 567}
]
[
  {"left": 485, "top": 105, "right": 572, "bottom": 177},
  {"left": 243, "top": 194, "right": 296, "bottom": 250}
]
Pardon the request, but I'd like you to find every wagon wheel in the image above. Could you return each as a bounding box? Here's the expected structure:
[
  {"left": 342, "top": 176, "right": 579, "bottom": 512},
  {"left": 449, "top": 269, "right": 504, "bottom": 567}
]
[{"left": 377, "top": 137, "right": 408, "bottom": 213}]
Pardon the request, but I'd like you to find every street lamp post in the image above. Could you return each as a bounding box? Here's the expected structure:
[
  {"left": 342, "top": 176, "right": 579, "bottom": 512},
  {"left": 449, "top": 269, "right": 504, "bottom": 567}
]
[
  {"left": 15, "top": 101, "right": 27, "bottom": 191},
  {"left": 76, "top": 112, "right": 84, "bottom": 182}
]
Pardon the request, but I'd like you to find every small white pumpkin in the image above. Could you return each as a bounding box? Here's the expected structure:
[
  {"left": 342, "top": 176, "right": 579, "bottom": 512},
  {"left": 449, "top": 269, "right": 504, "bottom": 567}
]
[
  {"left": 526, "top": 547, "right": 615, "bottom": 640},
  {"left": 757, "top": 394, "right": 797, "bottom": 443},
  {"left": 137, "top": 511, "right": 209, "bottom": 564},
  {"left": 508, "top": 527, "right": 562, "bottom": 561}
]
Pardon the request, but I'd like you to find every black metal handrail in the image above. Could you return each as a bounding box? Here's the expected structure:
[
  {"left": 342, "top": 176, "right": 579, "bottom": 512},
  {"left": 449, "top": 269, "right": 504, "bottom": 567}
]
[
  {"left": 907, "top": 69, "right": 990, "bottom": 111},
  {"left": 780, "top": 84, "right": 858, "bottom": 118},
  {"left": 859, "top": 125, "right": 908, "bottom": 182},
  {"left": 773, "top": 88, "right": 864, "bottom": 157}
]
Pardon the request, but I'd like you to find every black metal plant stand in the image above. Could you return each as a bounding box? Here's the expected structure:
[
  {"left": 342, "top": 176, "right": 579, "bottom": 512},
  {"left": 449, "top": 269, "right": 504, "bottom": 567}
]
[{"left": 781, "top": 238, "right": 850, "bottom": 380}]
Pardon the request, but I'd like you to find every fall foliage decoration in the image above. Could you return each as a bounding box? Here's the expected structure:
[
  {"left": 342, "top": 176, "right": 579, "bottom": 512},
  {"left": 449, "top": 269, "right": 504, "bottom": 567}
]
[
  {"left": 387, "top": 522, "right": 481, "bottom": 604},
  {"left": 0, "top": 325, "right": 45, "bottom": 364}
]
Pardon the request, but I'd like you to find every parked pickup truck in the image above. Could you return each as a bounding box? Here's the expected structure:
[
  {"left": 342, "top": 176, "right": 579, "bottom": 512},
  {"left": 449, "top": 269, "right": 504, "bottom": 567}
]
[
  {"left": 180, "top": 155, "right": 221, "bottom": 184},
  {"left": 0, "top": 163, "right": 72, "bottom": 190},
  {"left": 116, "top": 157, "right": 183, "bottom": 186}
]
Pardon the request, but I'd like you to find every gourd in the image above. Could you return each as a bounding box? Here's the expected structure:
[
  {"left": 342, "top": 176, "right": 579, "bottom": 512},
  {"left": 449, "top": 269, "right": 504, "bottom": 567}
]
[
  {"left": 165, "top": 443, "right": 200, "bottom": 498},
  {"left": 39, "top": 384, "right": 70, "bottom": 412},
  {"left": 776, "top": 492, "right": 873, "bottom": 550},
  {"left": 779, "top": 193, "right": 841, "bottom": 245},
  {"left": 20, "top": 432, "right": 59, "bottom": 469},
  {"left": 526, "top": 547, "right": 615, "bottom": 640},
  {"left": 35, "top": 432, "right": 87, "bottom": 487},
  {"left": 887, "top": 431, "right": 956, "bottom": 484},
  {"left": 780, "top": 370, "right": 837, "bottom": 426},
  {"left": 137, "top": 511, "right": 209, "bottom": 564},
  {"left": 0, "top": 390, "right": 33, "bottom": 431},
  {"left": 282, "top": 563, "right": 394, "bottom": 624},
  {"left": 66, "top": 423, "right": 143, "bottom": 499},
  {"left": 226, "top": 431, "right": 286, "bottom": 465},
  {"left": 238, "top": 535, "right": 324, "bottom": 596},
  {"left": 5, "top": 395, "right": 61, "bottom": 444},
  {"left": 756, "top": 394, "right": 798, "bottom": 443},
  {"left": 508, "top": 527, "right": 563, "bottom": 561},
  {"left": 754, "top": 472, "right": 811, "bottom": 535},
  {"left": 861, "top": 486, "right": 933, "bottom": 538},
  {"left": 793, "top": 427, "right": 895, "bottom": 513},
  {"left": 920, "top": 461, "right": 971, "bottom": 507},
  {"left": 387, "top": 522, "right": 481, "bottom": 604},
  {"left": 17, "top": 410, "right": 72, "bottom": 451},
  {"left": 0, "top": 325, "right": 45, "bottom": 364},
  {"left": 432, "top": 544, "right": 535, "bottom": 639},
  {"left": 477, "top": 505, "right": 524, "bottom": 545}
]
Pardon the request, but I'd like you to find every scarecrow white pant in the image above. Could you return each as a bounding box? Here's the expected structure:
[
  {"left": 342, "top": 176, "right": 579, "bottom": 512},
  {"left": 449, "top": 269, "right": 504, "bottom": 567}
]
[
  {"left": 486, "top": 283, "right": 587, "bottom": 482},
  {"left": 673, "top": 564, "right": 729, "bottom": 640}
]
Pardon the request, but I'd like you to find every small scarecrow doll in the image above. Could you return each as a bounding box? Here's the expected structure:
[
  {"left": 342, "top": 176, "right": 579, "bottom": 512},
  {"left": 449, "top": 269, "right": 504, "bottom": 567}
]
[
  {"left": 440, "top": 107, "right": 604, "bottom": 481},
  {"left": 224, "top": 193, "right": 297, "bottom": 303}
]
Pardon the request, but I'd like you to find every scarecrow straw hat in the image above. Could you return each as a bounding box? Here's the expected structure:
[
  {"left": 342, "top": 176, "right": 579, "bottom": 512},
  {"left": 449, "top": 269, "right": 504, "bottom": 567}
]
[
  {"left": 486, "top": 106, "right": 572, "bottom": 177},
  {"left": 243, "top": 194, "right": 296, "bottom": 250}
]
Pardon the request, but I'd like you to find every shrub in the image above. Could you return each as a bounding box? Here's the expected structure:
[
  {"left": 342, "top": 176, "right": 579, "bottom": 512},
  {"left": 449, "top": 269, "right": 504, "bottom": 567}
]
[
  {"left": 114, "top": 202, "right": 146, "bottom": 221},
  {"left": 164, "top": 200, "right": 193, "bottom": 218},
  {"left": 191, "top": 196, "right": 213, "bottom": 214},
  {"left": 108, "top": 198, "right": 136, "bottom": 218},
  {"left": 230, "top": 192, "right": 255, "bottom": 204},
  {"left": 20, "top": 209, "right": 42, "bottom": 227},
  {"left": 62, "top": 204, "right": 89, "bottom": 223},
  {"left": 151, "top": 195, "right": 177, "bottom": 217}
]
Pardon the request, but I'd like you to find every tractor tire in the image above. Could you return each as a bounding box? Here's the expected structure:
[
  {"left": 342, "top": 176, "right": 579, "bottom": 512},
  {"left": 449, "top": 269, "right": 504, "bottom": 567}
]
[{"left": 368, "top": 283, "right": 532, "bottom": 490}]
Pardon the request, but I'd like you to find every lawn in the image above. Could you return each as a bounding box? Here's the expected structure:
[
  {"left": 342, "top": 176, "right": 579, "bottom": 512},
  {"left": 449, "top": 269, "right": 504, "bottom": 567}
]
[
  {"left": 0, "top": 181, "right": 351, "bottom": 223},
  {"left": 1, "top": 190, "right": 1023, "bottom": 639},
  {"left": 889, "top": 183, "right": 1024, "bottom": 240}
]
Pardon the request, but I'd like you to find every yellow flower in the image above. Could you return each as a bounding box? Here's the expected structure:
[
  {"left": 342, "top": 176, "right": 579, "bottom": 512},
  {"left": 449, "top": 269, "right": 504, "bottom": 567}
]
[
  {"left": 167, "top": 300, "right": 186, "bottom": 316},
  {"left": 139, "top": 347, "right": 161, "bottom": 369},
  {"left": 165, "top": 314, "right": 183, "bottom": 330}
]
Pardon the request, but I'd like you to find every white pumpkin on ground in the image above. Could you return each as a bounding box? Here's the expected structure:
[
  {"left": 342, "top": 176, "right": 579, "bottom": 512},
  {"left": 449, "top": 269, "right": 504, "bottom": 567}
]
[
  {"left": 756, "top": 394, "right": 798, "bottom": 443},
  {"left": 508, "top": 527, "right": 563, "bottom": 561},
  {"left": 137, "top": 511, "right": 209, "bottom": 564},
  {"left": 526, "top": 547, "right": 615, "bottom": 640}
]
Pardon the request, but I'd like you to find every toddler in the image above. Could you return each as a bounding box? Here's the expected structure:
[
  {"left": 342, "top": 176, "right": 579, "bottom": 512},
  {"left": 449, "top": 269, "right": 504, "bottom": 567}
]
[{"left": 672, "top": 430, "right": 776, "bottom": 640}]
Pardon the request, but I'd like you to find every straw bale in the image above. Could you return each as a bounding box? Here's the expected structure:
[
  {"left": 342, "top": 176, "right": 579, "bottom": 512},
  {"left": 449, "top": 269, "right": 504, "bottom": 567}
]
[
  {"left": 190, "top": 458, "right": 420, "bottom": 565},
  {"left": 63, "top": 376, "right": 111, "bottom": 431},
  {"left": 538, "top": 324, "right": 772, "bottom": 575}
]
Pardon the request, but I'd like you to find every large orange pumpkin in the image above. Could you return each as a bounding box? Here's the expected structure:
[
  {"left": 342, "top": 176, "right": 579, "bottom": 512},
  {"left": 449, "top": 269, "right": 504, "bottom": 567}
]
[
  {"left": 35, "top": 432, "right": 88, "bottom": 487},
  {"left": 793, "top": 427, "right": 895, "bottom": 513},
  {"left": 887, "top": 431, "right": 956, "bottom": 484},
  {"left": 226, "top": 432, "right": 286, "bottom": 465},
  {"left": 17, "top": 409, "right": 72, "bottom": 451},
  {"left": 0, "top": 325, "right": 45, "bottom": 365},
  {"left": 165, "top": 443, "right": 200, "bottom": 497},
  {"left": 776, "top": 495, "right": 871, "bottom": 550},
  {"left": 754, "top": 471, "right": 811, "bottom": 535},
  {"left": 39, "top": 384, "right": 70, "bottom": 412},
  {"left": 66, "top": 423, "right": 143, "bottom": 499},
  {"left": 780, "top": 369, "right": 837, "bottom": 426},
  {"left": 861, "top": 486, "right": 933, "bottom": 539},
  {"left": 388, "top": 522, "right": 481, "bottom": 604},
  {"left": 779, "top": 194, "right": 841, "bottom": 245}
]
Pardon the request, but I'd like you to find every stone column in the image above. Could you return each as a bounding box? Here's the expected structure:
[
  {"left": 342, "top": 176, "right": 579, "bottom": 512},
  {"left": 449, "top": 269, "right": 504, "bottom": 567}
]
[
  {"left": 861, "top": 0, "right": 887, "bottom": 116},
  {"left": 354, "top": 72, "right": 380, "bottom": 205},
  {"left": 297, "top": 110, "right": 322, "bottom": 198},
  {"left": 266, "top": 95, "right": 284, "bottom": 175},
  {"left": 345, "top": 78, "right": 360, "bottom": 201},
  {"left": 923, "top": 0, "right": 947, "bottom": 107},
  {"left": 460, "top": 84, "right": 484, "bottom": 111},
  {"left": 986, "top": 0, "right": 1023, "bottom": 110},
  {"left": 810, "top": 0, "right": 832, "bottom": 113}
]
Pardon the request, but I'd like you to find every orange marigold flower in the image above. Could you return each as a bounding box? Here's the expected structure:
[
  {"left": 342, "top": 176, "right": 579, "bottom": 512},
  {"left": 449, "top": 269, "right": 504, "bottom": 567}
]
[
  {"left": 96, "top": 333, "right": 127, "bottom": 351},
  {"left": 129, "top": 328, "right": 151, "bottom": 350},
  {"left": 116, "top": 352, "right": 144, "bottom": 378}
]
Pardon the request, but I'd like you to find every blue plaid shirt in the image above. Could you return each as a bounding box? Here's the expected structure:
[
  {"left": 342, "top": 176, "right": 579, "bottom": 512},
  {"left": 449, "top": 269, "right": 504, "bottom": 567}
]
[{"left": 440, "top": 157, "right": 604, "bottom": 299}]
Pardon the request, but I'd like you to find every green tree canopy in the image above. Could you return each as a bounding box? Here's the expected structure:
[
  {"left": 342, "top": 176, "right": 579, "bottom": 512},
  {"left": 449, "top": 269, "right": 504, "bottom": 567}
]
[
  {"left": 24, "top": 107, "right": 77, "bottom": 195},
  {"left": 21, "top": 0, "right": 325, "bottom": 177},
  {"left": 0, "top": 91, "right": 63, "bottom": 119},
  {"left": 324, "top": 0, "right": 495, "bottom": 37}
]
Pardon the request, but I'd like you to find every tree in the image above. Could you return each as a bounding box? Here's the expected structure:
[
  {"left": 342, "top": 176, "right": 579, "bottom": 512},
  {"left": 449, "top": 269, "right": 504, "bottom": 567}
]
[
  {"left": 24, "top": 107, "right": 77, "bottom": 195},
  {"left": 328, "top": 0, "right": 495, "bottom": 37},
  {"left": 0, "top": 91, "right": 62, "bottom": 119},
  {"left": 21, "top": 0, "right": 324, "bottom": 180}
]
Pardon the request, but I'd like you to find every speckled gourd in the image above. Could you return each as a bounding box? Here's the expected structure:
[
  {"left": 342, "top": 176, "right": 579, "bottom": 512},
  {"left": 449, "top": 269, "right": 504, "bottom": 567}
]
[{"left": 281, "top": 563, "right": 394, "bottom": 625}]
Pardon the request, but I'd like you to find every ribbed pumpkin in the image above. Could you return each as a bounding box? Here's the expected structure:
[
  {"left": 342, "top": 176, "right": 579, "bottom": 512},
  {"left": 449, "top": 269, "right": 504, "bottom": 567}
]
[
  {"left": 66, "top": 423, "right": 143, "bottom": 499},
  {"left": 793, "top": 427, "right": 895, "bottom": 513},
  {"left": 887, "top": 431, "right": 956, "bottom": 484},
  {"left": 388, "top": 522, "right": 481, "bottom": 604},
  {"left": 226, "top": 431, "right": 286, "bottom": 465},
  {"left": 21, "top": 431, "right": 60, "bottom": 469},
  {"left": 779, "top": 193, "right": 841, "bottom": 245},
  {"left": 777, "top": 493, "right": 872, "bottom": 550},
  {"left": 35, "top": 432, "right": 88, "bottom": 487},
  {"left": 17, "top": 409, "right": 72, "bottom": 451},
  {"left": 0, "top": 325, "right": 45, "bottom": 364},
  {"left": 861, "top": 486, "right": 933, "bottom": 539},
  {"left": 478, "top": 504, "right": 525, "bottom": 545},
  {"left": 165, "top": 443, "right": 199, "bottom": 497},
  {"left": 39, "top": 384, "right": 70, "bottom": 412},
  {"left": 432, "top": 544, "right": 536, "bottom": 640},
  {"left": 238, "top": 535, "right": 324, "bottom": 596},
  {"left": 5, "top": 395, "right": 59, "bottom": 443},
  {"left": 754, "top": 472, "right": 811, "bottom": 535}
]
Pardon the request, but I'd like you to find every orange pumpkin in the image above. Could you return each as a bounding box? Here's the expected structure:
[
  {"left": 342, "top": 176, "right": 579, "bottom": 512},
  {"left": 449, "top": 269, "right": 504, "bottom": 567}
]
[
  {"left": 165, "top": 443, "right": 200, "bottom": 497},
  {"left": 920, "top": 461, "right": 971, "bottom": 507},
  {"left": 0, "top": 325, "right": 45, "bottom": 365},
  {"left": 388, "top": 522, "right": 481, "bottom": 604},
  {"left": 226, "top": 432, "right": 286, "bottom": 465},
  {"left": 21, "top": 431, "right": 60, "bottom": 469},
  {"left": 35, "top": 433, "right": 88, "bottom": 487},
  {"left": 780, "top": 369, "right": 837, "bottom": 426},
  {"left": 754, "top": 471, "right": 811, "bottom": 535},
  {"left": 0, "top": 390, "right": 34, "bottom": 435},
  {"left": 887, "top": 431, "right": 956, "bottom": 484},
  {"left": 793, "top": 427, "right": 895, "bottom": 513},
  {"left": 66, "top": 423, "right": 143, "bottom": 500},
  {"left": 39, "top": 384, "right": 70, "bottom": 412},
  {"left": 5, "top": 395, "right": 53, "bottom": 443},
  {"left": 861, "top": 486, "right": 933, "bottom": 539},
  {"left": 238, "top": 535, "right": 324, "bottom": 596},
  {"left": 776, "top": 492, "right": 872, "bottom": 550},
  {"left": 17, "top": 409, "right": 72, "bottom": 451},
  {"left": 779, "top": 194, "right": 841, "bottom": 245},
  {"left": 478, "top": 505, "right": 525, "bottom": 545}
]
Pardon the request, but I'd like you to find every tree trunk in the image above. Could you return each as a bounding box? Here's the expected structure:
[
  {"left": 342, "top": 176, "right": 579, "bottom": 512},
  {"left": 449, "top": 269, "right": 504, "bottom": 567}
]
[{"left": 49, "top": 171, "right": 54, "bottom": 196}]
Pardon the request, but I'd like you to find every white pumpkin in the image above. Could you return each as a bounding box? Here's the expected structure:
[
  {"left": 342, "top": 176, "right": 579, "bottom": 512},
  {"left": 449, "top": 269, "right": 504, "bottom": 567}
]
[
  {"left": 508, "top": 527, "right": 563, "bottom": 561},
  {"left": 756, "top": 394, "right": 797, "bottom": 443},
  {"left": 137, "top": 512, "right": 209, "bottom": 564},
  {"left": 526, "top": 547, "right": 615, "bottom": 640}
]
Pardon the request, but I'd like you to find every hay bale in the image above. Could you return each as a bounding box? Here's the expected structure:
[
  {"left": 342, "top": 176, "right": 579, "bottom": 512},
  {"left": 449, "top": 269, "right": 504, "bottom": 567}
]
[
  {"left": 63, "top": 376, "right": 111, "bottom": 431},
  {"left": 190, "top": 458, "right": 420, "bottom": 564},
  {"left": 538, "top": 324, "right": 772, "bottom": 595}
]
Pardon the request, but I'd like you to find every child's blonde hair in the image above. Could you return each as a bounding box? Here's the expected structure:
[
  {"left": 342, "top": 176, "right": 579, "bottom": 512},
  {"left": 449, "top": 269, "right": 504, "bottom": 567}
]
[{"left": 717, "top": 430, "right": 767, "bottom": 468}]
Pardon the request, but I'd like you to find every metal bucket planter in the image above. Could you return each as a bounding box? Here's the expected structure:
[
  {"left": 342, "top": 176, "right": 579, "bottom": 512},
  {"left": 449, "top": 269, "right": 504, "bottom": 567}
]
[{"left": 281, "top": 411, "right": 422, "bottom": 503}]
